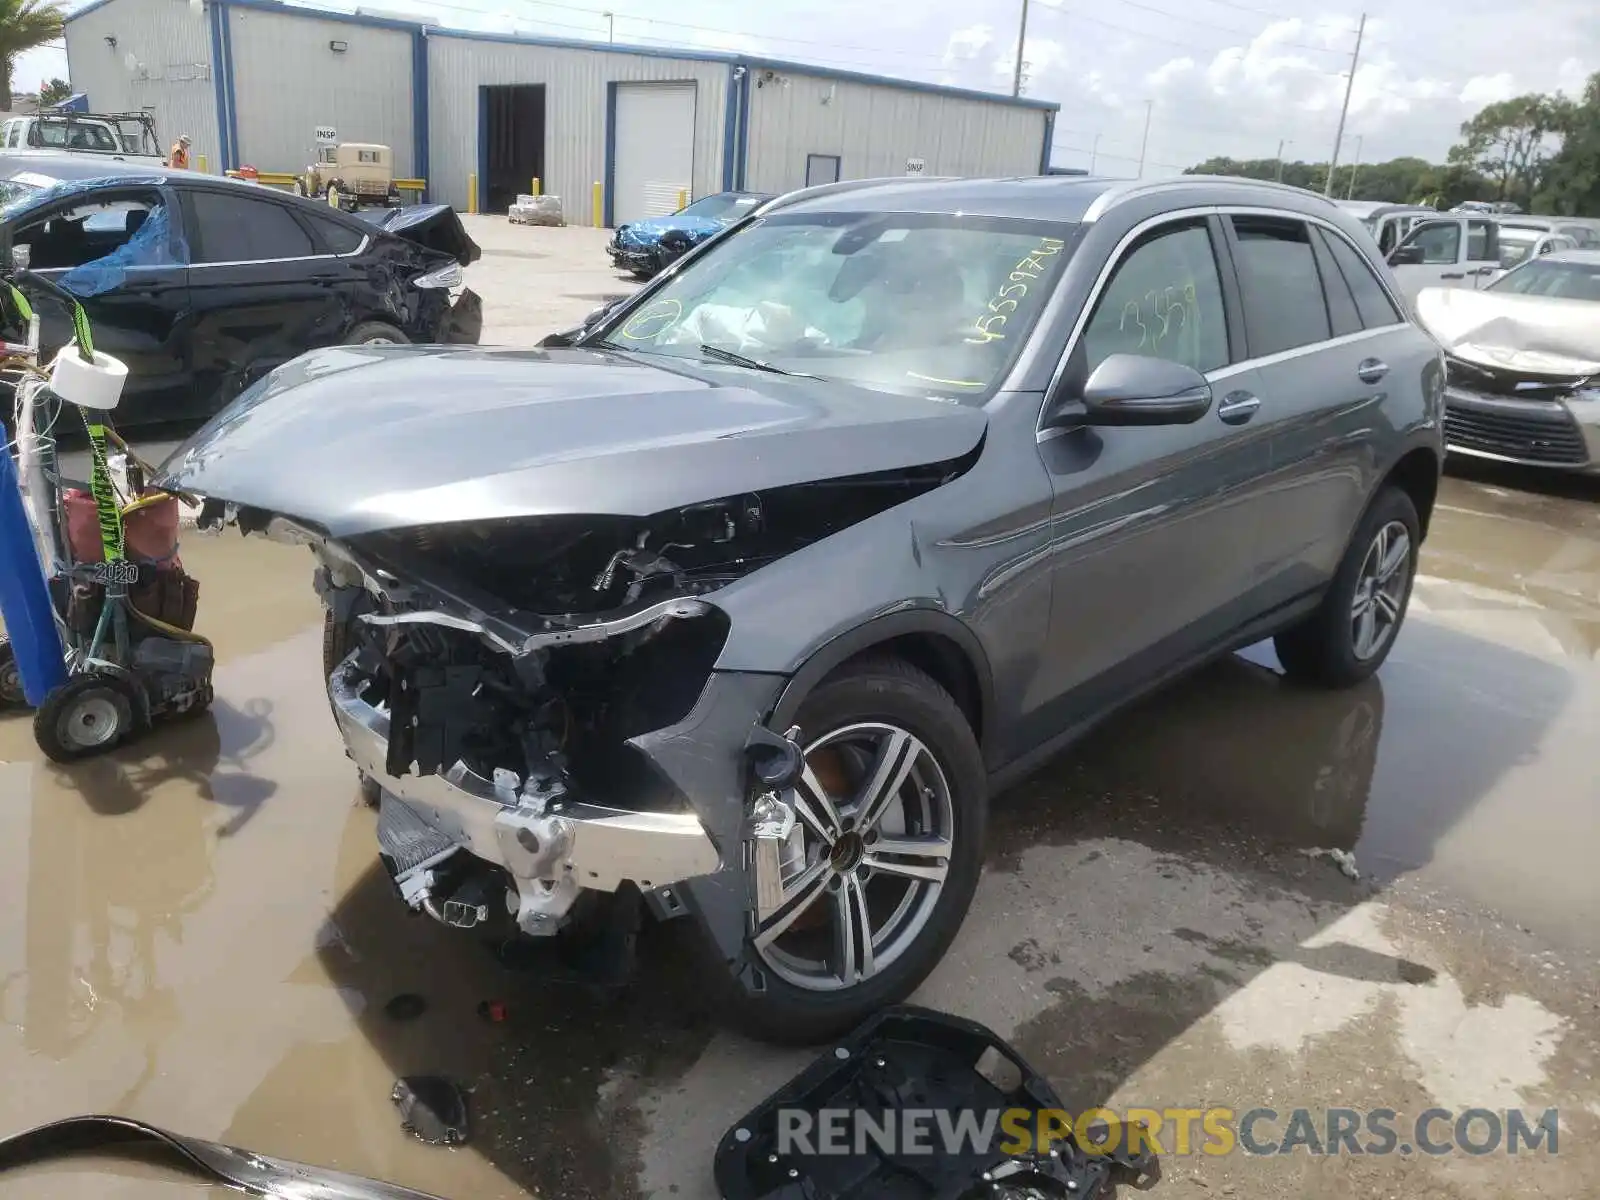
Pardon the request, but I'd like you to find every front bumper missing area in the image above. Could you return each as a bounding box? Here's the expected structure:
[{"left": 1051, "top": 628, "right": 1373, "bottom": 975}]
[{"left": 329, "top": 656, "right": 722, "bottom": 936}]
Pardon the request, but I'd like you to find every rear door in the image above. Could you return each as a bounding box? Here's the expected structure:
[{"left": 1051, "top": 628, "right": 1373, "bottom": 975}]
[
  {"left": 181, "top": 185, "right": 361, "bottom": 413},
  {"left": 1232, "top": 214, "right": 1424, "bottom": 607}
]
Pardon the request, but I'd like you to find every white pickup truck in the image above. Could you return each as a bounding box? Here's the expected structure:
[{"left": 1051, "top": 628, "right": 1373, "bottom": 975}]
[
  {"left": 1385, "top": 214, "right": 1578, "bottom": 303},
  {"left": 0, "top": 112, "right": 165, "bottom": 165}
]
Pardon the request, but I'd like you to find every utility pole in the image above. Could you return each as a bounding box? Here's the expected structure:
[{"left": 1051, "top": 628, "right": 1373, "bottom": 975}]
[
  {"left": 603, "top": 10, "right": 614, "bottom": 41},
  {"left": 1090, "top": 131, "right": 1101, "bottom": 173},
  {"left": 1346, "top": 134, "right": 1364, "bottom": 198},
  {"left": 1136, "top": 100, "right": 1153, "bottom": 178},
  {"left": 1274, "top": 138, "right": 1290, "bottom": 183},
  {"left": 1011, "top": 0, "right": 1030, "bottom": 98},
  {"left": 1324, "top": 12, "right": 1365, "bottom": 197}
]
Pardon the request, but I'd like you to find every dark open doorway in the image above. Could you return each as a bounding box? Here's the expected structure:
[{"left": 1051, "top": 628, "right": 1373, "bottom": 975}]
[{"left": 481, "top": 84, "right": 546, "bottom": 215}]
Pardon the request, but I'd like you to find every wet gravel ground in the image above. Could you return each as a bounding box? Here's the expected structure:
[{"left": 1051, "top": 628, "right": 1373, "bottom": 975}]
[{"left": 4, "top": 222, "right": 1600, "bottom": 1200}]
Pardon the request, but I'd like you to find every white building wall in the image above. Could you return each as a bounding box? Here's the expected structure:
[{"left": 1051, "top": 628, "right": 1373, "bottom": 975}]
[
  {"left": 227, "top": 7, "right": 414, "bottom": 176},
  {"left": 427, "top": 34, "right": 729, "bottom": 223},
  {"left": 742, "top": 71, "right": 1048, "bottom": 193},
  {"left": 63, "top": 0, "right": 221, "bottom": 168}
]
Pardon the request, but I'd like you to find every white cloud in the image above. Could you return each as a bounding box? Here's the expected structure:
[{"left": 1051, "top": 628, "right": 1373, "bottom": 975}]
[{"left": 1458, "top": 73, "right": 1518, "bottom": 107}]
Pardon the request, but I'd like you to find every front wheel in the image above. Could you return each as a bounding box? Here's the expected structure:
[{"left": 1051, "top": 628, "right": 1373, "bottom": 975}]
[
  {"left": 344, "top": 321, "right": 409, "bottom": 347},
  {"left": 717, "top": 656, "right": 987, "bottom": 1045},
  {"left": 1275, "top": 485, "right": 1421, "bottom": 687},
  {"left": 0, "top": 636, "right": 24, "bottom": 708},
  {"left": 33, "top": 672, "right": 144, "bottom": 763}
]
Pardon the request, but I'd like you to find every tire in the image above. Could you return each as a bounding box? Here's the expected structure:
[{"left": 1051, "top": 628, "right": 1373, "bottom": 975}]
[
  {"left": 0, "top": 636, "right": 24, "bottom": 708},
  {"left": 715, "top": 655, "right": 987, "bottom": 1045},
  {"left": 344, "top": 321, "right": 409, "bottom": 347},
  {"left": 1274, "top": 486, "right": 1421, "bottom": 688},
  {"left": 33, "top": 672, "right": 143, "bottom": 763},
  {"left": 323, "top": 608, "right": 381, "bottom": 808}
]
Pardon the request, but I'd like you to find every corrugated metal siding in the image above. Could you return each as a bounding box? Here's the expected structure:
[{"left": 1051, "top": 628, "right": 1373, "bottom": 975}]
[
  {"left": 63, "top": 0, "right": 220, "bottom": 167},
  {"left": 427, "top": 36, "right": 728, "bottom": 223},
  {"left": 227, "top": 8, "right": 413, "bottom": 176},
  {"left": 742, "top": 73, "right": 1047, "bottom": 192}
]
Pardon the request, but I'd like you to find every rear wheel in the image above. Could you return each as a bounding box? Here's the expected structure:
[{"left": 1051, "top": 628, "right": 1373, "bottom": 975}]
[
  {"left": 34, "top": 672, "right": 143, "bottom": 763},
  {"left": 1275, "top": 486, "right": 1420, "bottom": 687},
  {"left": 344, "top": 321, "right": 409, "bottom": 347},
  {"left": 0, "top": 636, "right": 24, "bottom": 708},
  {"left": 717, "top": 656, "right": 987, "bottom": 1045}
]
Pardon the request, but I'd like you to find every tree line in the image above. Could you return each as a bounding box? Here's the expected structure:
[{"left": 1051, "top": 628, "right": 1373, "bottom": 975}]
[{"left": 1184, "top": 69, "right": 1600, "bottom": 216}]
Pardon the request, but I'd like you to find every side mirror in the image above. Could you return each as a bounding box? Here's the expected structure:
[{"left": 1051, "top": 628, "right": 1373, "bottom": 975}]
[
  {"left": 1388, "top": 244, "right": 1424, "bottom": 266},
  {"left": 1046, "top": 354, "right": 1213, "bottom": 429}
]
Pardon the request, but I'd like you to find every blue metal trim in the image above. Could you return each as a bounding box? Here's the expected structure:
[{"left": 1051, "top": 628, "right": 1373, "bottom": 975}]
[
  {"left": 412, "top": 27, "right": 429, "bottom": 196},
  {"left": 743, "top": 57, "right": 1059, "bottom": 112},
  {"left": 1039, "top": 111, "right": 1055, "bottom": 174},
  {"left": 603, "top": 81, "right": 618, "bottom": 229},
  {"left": 476, "top": 85, "right": 488, "bottom": 214},
  {"left": 207, "top": 0, "right": 232, "bottom": 168},
  {"left": 736, "top": 64, "right": 752, "bottom": 190},
  {"left": 721, "top": 64, "right": 739, "bottom": 192},
  {"left": 219, "top": 1, "right": 239, "bottom": 169}
]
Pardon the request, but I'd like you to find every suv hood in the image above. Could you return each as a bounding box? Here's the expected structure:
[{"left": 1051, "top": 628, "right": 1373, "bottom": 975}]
[{"left": 153, "top": 345, "right": 987, "bottom": 538}]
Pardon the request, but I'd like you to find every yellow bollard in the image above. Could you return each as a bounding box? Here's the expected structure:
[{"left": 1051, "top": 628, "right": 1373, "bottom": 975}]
[
  {"left": 592, "top": 181, "right": 602, "bottom": 227},
  {"left": 531, "top": 176, "right": 541, "bottom": 196},
  {"left": 197, "top": 154, "right": 208, "bottom": 173},
  {"left": 468, "top": 173, "right": 479, "bottom": 215},
  {"left": 677, "top": 187, "right": 687, "bottom": 210}
]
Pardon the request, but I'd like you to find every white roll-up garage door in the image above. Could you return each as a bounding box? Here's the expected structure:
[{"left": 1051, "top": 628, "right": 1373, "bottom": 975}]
[{"left": 613, "top": 82, "right": 697, "bottom": 226}]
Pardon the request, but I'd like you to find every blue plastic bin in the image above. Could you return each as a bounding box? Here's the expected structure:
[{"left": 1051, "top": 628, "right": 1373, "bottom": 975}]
[{"left": 0, "top": 444, "right": 66, "bottom": 704}]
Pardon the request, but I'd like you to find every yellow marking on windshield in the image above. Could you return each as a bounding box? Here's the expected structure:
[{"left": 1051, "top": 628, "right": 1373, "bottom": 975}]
[
  {"left": 906, "top": 370, "right": 985, "bottom": 388},
  {"left": 967, "top": 236, "right": 1066, "bottom": 345},
  {"left": 620, "top": 298, "right": 683, "bottom": 340}
]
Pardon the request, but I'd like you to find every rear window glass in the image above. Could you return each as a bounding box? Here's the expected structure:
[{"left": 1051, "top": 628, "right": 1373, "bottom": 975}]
[
  {"left": 190, "top": 191, "right": 316, "bottom": 262},
  {"left": 1229, "top": 216, "right": 1332, "bottom": 356}
]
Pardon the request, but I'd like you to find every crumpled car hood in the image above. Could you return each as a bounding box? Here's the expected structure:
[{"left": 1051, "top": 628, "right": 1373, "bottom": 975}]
[
  {"left": 1415, "top": 286, "right": 1600, "bottom": 376},
  {"left": 354, "top": 203, "right": 481, "bottom": 266},
  {"left": 620, "top": 214, "right": 724, "bottom": 244},
  {"left": 152, "top": 345, "right": 987, "bottom": 538}
]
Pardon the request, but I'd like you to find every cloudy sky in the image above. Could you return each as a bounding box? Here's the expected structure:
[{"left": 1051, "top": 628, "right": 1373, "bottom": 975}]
[{"left": 31, "top": 0, "right": 1600, "bottom": 173}]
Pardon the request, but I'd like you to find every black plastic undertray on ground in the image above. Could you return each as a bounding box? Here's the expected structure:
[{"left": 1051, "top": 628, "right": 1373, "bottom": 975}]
[{"left": 715, "top": 1006, "right": 1158, "bottom": 1200}]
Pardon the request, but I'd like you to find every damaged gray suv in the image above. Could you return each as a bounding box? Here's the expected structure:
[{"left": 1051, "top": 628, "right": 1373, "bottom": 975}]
[{"left": 157, "top": 174, "right": 1445, "bottom": 1044}]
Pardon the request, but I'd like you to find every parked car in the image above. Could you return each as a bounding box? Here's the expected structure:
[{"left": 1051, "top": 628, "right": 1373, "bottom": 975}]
[
  {"left": 1414, "top": 248, "right": 1600, "bottom": 472},
  {"left": 155, "top": 175, "right": 1443, "bottom": 1044},
  {"left": 607, "top": 190, "right": 773, "bottom": 278},
  {"left": 0, "top": 153, "right": 480, "bottom": 427},
  {"left": 295, "top": 142, "right": 400, "bottom": 210},
  {"left": 1334, "top": 200, "right": 1436, "bottom": 256}
]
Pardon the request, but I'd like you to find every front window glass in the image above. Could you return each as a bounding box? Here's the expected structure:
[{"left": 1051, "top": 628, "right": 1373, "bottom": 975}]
[
  {"left": 1488, "top": 259, "right": 1600, "bottom": 300},
  {"left": 1404, "top": 222, "right": 1460, "bottom": 265},
  {"left": 598, "top": 211, "right": 1074, "bottom": 402},
  {"left": 1496, "top": 229, "right": 1541, "bottom": 269}
]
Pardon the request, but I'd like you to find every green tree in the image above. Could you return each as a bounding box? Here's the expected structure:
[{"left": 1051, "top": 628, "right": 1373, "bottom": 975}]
[
  {"left": 0, "top": 0, "right": 64, "bottom": 112},
  {"left": 37, "top": 74, "right": 68, "bottom": 106},
  {"left": 1536, "top": 72, "right": 1600, "bottom": 215},
  {"left": 1447, "top": 94, "right": 1565, "bottom": 206}
]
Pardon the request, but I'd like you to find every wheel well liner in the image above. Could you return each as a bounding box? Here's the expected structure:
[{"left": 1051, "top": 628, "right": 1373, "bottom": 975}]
[{"left": 768, "top": 611, "right": 994, "bottom": 757}]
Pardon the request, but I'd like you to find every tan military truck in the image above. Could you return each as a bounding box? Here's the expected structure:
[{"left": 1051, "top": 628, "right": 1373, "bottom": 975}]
[{"left": 295, "top": 142, "right": 400, "bottom": 210}]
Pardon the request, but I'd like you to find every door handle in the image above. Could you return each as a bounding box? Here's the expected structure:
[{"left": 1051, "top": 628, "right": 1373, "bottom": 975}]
[
  {"left": 1217, "top": 391, "right": 1260, "bottom": 425},
  {"left": 1440, "top": 272, "right": 1465, "bottom": 279},
  {"left": 1357, "top": 358, "right": 1389, "bottom": 384}
]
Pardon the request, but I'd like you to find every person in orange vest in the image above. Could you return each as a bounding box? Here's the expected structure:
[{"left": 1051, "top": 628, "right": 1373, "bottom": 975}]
[{"left": 167, "top": 134, "right": 191, "bottom": 169}]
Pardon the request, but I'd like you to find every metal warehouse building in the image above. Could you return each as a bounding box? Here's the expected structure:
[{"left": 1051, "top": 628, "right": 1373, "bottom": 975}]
[{"left": 63, "top": 0, "right": 1058, "bottom": 226}]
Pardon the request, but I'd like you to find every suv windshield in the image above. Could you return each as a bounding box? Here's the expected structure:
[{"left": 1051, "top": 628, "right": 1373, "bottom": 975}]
[
  {"left": 1489, "top": 258, "right": 1600, "bottom": 300},
  {"left": 597, "top": 210, "right": 1074, "bottom": 401},
  {"left": 680, "top": 193, "right": 763, "bottom": 222}
]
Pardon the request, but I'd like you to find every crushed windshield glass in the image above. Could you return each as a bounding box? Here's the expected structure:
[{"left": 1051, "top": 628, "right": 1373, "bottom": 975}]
[{"left": 599, "top": 211, "right": 1074, "bottom": 401}]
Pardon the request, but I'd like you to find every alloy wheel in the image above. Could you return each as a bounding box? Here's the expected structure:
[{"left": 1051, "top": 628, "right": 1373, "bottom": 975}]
[
  {"left": 752, "top": 722, "right": 954, "bottom": 993},
  {"left": 1351, "top": 519, "right": 1411, "bottom": 661}
]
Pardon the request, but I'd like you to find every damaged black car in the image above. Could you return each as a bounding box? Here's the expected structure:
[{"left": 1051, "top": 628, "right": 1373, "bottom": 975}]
[
  {"left": 155, "top": 176, "right": 1443, "bottom": 1043},
  {"left": 0, "top": 153, "right": 481, "bottom": 426}
]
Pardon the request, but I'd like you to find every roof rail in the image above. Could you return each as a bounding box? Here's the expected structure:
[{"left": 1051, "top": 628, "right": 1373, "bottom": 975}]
[{"left": 1082, "top": 174, "right": 1345, "bottom": 222}]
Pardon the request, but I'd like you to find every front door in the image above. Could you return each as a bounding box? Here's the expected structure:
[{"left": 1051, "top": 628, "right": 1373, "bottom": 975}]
[
  {"left": 1033, "top": 215, "right": 1273, "bottom": 734},
  {"left": 7, "top": 185, "right": 192, "bottom": 427}
]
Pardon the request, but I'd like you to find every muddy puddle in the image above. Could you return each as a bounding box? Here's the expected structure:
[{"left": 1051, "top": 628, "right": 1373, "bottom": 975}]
[{"left": 0, "top": 469, "right": 1596, "bottom": 1198}]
